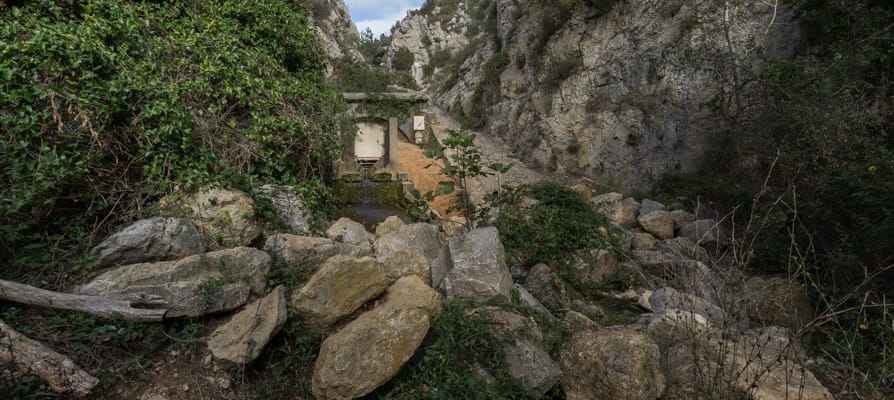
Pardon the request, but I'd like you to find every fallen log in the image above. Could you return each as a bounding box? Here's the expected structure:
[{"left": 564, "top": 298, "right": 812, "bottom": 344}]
[
  {"left": 0, "top": 279, "right": 167, "bottom": 322},
  {"left": 0, "top": 318, "right": 99, "bottom": 397}
]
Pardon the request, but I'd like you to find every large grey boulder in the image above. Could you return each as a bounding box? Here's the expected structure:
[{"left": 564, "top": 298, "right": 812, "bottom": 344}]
[
  {"left": 381, "top": 249, "right": 431, "bottom": 285},
  {"left": 441, "top": 227, "right": 514, "bottom": 302},
  {"left": 374, "top": 222, "right": 442, "bottom": 263},
  {"left": 637, "top": 210, "right": 674, "bottom": 240},
  {"left": 254, "top": 184, "right": 312, "bottom": 234},
  {"left": 264, "top": 234, "right": 372, "bottom": 269},
  {"left": 312, "top": 276, "right": 441, "bottom": 399},
  {"left": 207, "top": 285, "right": 287, "bottom": 367},
  {"left": 477, "top": 308, "right": 562, "bottom": 398},
  {"left": 325, "top": 217, "right": 373, "bottom": 247},
  {"left": 78, "top": 247, "right": 270, "bottom": 317},
  {"left": 559, "top": 329, "right": 665, "bottom": 400},
  {"left": 639, "top": 199, "right": 666, "bottom": 216},
  {"left": 185, "top": 189, "right": 262, "bottom": 247},
  {"left": 290, "top": 255, "right": 388, "bottom": 331},
  {"left": 593, "top": 193, "right": 640, "bottom": 228},
  {"left": 91, "top": 218, "right": 205, "bottom": 267}
]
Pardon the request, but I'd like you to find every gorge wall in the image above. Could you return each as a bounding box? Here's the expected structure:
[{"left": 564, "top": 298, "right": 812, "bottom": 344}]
[{"left": 382, "top": 0, "right": 801, "bottom": 190}]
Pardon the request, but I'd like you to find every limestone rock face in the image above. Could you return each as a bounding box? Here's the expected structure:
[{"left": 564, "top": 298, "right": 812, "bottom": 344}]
[
  {"left": 593, "top": 193, "right": 640, "bottom": 228},
  {"left": 91, "top": 218, "right": 205, "bottom": 267},
  {"left": 264, "top": 234, "right": 372, "bottom": 269},
  {"left": 325, "top": 217, "right": 373, "bottom": 247},
  {"left": 390, "top": 0, "right": 799, "bottom": 190},
  {"left": 78, "top": 247, "right": 270, "bottom": 317},
  {"left": 306, "top": 0, "right": 364, "bottom": 65},
  {"left": 441, "top": 227, "right": 514, "bottom": 302},
  {"left": 207, "top": 285, "right": 287, "bottom": 366},
  {"left": 743, "top": 276, "right": 813, "bottom": 329},
  {"left": 384, "top": 3, "right": 471, "bottom": 87},
  {"left": 312, "top": 276, "right": 441, "bottom": 400},
  {"left": 290, "top": 255, "right": 388, "bottom": 330},
  {"left": 254, "top": 184, "right": 312, "bottom": 234},
  {"left": 559, "top": 329, "right": 665, "bottom": 400},
  {"left": 638, "top": 210, "right": 674, "bottom": 240},
  {"left": 185, "top": 189, "right": 262, "bottom": 247}
]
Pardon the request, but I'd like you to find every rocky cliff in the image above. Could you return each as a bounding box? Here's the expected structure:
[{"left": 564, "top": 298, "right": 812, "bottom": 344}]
[
  {"left": 306, "top": 0, "right": 364, "bottom": 66},
  {"left": 384, "top": 0, "right": 801, "bottom": 190}
]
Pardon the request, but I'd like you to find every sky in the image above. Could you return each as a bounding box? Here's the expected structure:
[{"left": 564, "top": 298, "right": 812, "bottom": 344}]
[{"left": 345, "top": 0, "right": 425, "bottom": 37}]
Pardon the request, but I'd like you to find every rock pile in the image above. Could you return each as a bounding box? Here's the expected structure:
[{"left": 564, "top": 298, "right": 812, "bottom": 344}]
[{"left": 77, "top": 186, "right": 830, "bottom": 400}]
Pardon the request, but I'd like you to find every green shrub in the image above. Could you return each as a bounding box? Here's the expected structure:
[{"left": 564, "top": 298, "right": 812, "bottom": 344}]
[
  {"left": 494, "top": 181, "right": 613, "bottom": 269},
  {"left": 392, "top": 46, "right": 415, "bottom": 71},
  {"left": 543, "top": 52, "right": 583, "bottom": 92},
  {"left": 0, "top": 0, "right": 345, "bottom": 283}
]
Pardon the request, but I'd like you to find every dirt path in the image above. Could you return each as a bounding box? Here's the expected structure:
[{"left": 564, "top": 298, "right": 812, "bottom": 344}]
[
  {"left": 396, "top": 138, "right": 457, "bottom": 217},
  {"left": 427, "top": 107, "right": 548, "bottom": 205}
]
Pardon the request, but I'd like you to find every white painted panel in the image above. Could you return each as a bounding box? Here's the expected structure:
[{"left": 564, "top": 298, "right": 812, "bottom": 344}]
[
  {"left": 355, "top": 122, "right": 386, "bottom": 160},
  {"left": 413, "top": 115, "right": 425, "bottom": 131}
]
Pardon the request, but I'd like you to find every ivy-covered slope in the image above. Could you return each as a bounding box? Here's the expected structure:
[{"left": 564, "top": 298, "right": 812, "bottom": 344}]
[{"left": 0, "top": 0, "right": 346, "bottom": 281}]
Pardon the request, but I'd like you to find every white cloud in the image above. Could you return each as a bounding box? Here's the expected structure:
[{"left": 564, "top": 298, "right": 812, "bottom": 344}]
[{"left": 346, "top": 0, "right": 422, "bottom": 37}]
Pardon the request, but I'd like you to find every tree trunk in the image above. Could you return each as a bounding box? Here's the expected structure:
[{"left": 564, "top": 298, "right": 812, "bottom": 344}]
[
  {"left": 0, "top": 279, "right": 167, "bottom": 322},
  {"left": 0, "top": 318, "right": 99, "bottom": 397}
]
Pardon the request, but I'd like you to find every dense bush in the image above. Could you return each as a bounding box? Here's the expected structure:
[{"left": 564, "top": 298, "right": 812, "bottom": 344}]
[
  {"left": 391, "top": 46, "right": 416, "bottom": 72},
  {"left": 0, "top": 0, "right": 346, "bottom": 283},
  {"left": 494, "top": 182, "right": 613, "bottom": 269}
]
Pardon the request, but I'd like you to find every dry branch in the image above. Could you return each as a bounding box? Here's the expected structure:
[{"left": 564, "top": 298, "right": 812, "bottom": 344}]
[
  {"left": 0, "top": 318, "right": 99, "bottom": 397},
  {"left": 0, "top": 279, "right": 167, "bottom": 322}
]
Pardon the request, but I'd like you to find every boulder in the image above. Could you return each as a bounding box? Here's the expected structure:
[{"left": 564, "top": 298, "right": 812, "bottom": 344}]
[
  {"left": 525, "top": 263, "right": 572, "bottom": 311},
  {"left": 91, "top": 217, "right": 204, "bottom": 267},
  {"left": 441, "top": 215, "right": 468, "bottom": 237},
  {"left": 381, "top": 249, "right": 431, "bottom": 285},
  {"left": 253, "top": 184, "right": 311, "bottom": 233},
  {"left": 639, "top": 199, "right": 666, "bottom": 216},
  {"left": 78, "top": 247, "right": 270, "bottom": 317},
  {"left": 593, "top": 193, "right": 640, "bottom": 228},
  {"left": 478, "top": 308, "right": 562, "bottom": 398},
  {"left": 207, "top": 285, "right": 287, "bottom": 366},
  {"left": 637, "top": 210, "right": 674, "bottom": 240},
  {"left": 325, "top": 217, "right": 374, "bottom": 247},
  {"left": 669, "top": 210, "right": 695, "bottom": 232},
  {"left": 569, "top": 249, "right": 618, "bottom": 283},
  {"left": 441, "top": 227, "right": 514, "bottom": 302},
  {"left": 515, "top": 284, "right": 553, "bottom": 318},
  {"left": 290, "top": 255, "right": 388, "bottom": 330},
  {"left": 375, "top": 215, "right": 405, "bottom": 237},
  {"left": 374, "top": 222, "right": 442, "bottom": 264},
  {"left": 559, "top": 329, "right": 665, "bottom": 400},
  {"left": 430, "top": 244, "right": 450, "bottom": 288},
  {"left": 681, "top": 219, "right": 725, "bottom": 247},
  {"left": 562, "top": 311, "right": 598, "bottom": 332},
  {"left": 312, "top": 276, "right": 441, "bottom": 399},
  {"left": 743, "top": 276, "right": 813, "bottom": 329},
  {"left": 647, "top": 287, "right": 726, "bottom": 327},
  {"left": 264, "top": 234, "right": 372, "bottom": 269},
  {"left": 631, "top": 231, "right": 658, "bottom": 251},
  {"left": 185, "top": 189, "right": 262, "bottom": 247}
]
